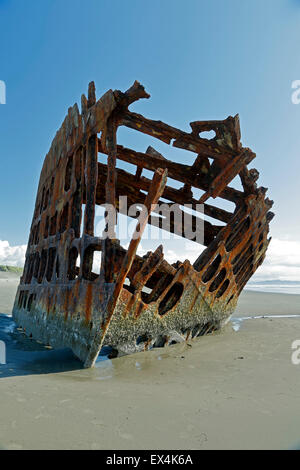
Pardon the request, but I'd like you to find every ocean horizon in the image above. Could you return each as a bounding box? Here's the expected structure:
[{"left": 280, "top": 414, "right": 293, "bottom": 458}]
[{"left": 246, "top": 281, "right": 300, "bottom": 295}]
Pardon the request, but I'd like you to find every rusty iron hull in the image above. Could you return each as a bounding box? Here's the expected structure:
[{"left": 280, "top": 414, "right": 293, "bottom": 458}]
[{"left": 12, "top": 81, "right": 274, "bottom": 367}]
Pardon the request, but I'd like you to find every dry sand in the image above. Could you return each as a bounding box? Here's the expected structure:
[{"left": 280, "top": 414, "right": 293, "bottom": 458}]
[{"left": 0, "top": 272, "right": 300, "bottom": 450}]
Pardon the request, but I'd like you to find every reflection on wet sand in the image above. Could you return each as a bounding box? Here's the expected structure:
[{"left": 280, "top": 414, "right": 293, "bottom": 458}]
[
  {"left": 0, "top": 314, "right": 117, "bottom": 378},
  {"left": 2, "top": 310, "right": 300, "bottom": 380}
]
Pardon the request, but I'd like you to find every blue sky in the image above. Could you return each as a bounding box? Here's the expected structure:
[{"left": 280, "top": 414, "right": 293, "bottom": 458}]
[{"left": 0, "top": 0, "right": 300, "bottom": 280}]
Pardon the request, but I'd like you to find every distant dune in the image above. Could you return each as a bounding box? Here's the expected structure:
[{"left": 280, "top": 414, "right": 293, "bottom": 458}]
[{"left": 0, "top": 265, "right": 23, "bottom": 276}]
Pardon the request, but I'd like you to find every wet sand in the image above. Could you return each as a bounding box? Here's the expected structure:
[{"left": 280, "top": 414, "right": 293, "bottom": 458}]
[
  {"left": 0, "top": 273, "right": 300, "bottom": 450},
  {"left": 0, "top": 271, "right": 21, "bottom": 314}
]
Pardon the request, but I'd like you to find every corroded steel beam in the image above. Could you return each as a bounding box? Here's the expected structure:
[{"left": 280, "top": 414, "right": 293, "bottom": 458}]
[{"left": 13, "top": 80, "right": 274, "bottom": 367}]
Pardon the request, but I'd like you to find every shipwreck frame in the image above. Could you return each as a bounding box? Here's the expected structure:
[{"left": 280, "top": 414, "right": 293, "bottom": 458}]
[{"left": 13, "top": 81, "right": 274, "bottom": 367}]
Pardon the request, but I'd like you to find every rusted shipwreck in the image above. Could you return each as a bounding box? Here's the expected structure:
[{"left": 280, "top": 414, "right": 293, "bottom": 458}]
[{"left": 13, "top": 81, "right": 274, "bottom": 367}]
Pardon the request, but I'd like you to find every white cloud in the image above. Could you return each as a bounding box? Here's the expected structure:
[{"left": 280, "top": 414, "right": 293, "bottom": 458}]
[
  {"left": 163, "top": 240, "right": 204, "bottom": 265},
  {"left": 251, "top": 238, "right": 300, "bottom": 282},
  {"left": 137, "top": 238, "right": 300, "bottom": 283},
  {"left": 0, "top": 240, "right": 26, "bottom": 267},
  {"left": 133, "top": 239, "right": 204, "bottom": 265}
]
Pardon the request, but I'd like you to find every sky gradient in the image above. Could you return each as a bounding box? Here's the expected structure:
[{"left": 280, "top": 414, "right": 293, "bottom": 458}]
[{"left": 0, "top": 0, "right": 300, "bottom": 282}]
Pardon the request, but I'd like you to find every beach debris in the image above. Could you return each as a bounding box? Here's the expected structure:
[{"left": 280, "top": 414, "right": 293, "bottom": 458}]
[{"left": 12, "top": 81, "right": 274, "bottom": 367}]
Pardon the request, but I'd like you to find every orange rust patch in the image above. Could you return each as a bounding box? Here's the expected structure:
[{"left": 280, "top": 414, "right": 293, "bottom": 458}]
[
  {"left": 124, "top": 292, "right": 136, "bottom": 317},
  {"left": 85, "top": 283, "right": 93, "bottom": 323},
  {"left": 134, "top": 301, "right": 144, "bottom": 320}
]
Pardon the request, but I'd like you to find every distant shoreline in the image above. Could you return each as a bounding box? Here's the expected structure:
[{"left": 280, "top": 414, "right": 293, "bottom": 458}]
[{"left": 0, "top": 265, "right": 23, "bottom": 275}]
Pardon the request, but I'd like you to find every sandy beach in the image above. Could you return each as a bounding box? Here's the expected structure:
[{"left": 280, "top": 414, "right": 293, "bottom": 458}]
[
  {"left": 0, "top": 271, "right": 21, "bottom": 315},
  {"left": 0, "top": 272, "right": 300, "bottom": 450}
]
